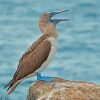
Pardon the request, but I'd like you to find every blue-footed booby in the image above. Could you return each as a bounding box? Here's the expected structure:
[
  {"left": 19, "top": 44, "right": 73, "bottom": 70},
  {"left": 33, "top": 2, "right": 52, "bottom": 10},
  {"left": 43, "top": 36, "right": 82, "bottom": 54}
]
[{"left": 3, "top": 10, "right": 69, "bottom": 99}]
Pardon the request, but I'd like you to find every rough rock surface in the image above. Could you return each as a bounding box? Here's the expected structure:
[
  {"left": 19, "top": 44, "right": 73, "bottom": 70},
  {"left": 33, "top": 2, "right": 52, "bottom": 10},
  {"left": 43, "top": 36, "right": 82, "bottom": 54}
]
[{"left": 27, "top": 77, "right": 100, "bottom": 100}]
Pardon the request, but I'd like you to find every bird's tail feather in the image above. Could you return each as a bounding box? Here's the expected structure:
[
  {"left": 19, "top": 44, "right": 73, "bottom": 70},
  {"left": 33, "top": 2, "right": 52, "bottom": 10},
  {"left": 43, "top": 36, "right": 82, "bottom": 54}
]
[
  {"left": 4, "top": 79, "right": 14, "bottom": 89},
  {"left": 2, "top": 81, "right": 20, "bottom": 100}
]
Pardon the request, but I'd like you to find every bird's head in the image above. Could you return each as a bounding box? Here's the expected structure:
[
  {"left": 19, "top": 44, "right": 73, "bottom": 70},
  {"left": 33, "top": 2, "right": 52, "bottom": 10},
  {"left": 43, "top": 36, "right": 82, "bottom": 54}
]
[
  {"left": 39, "top": 10, "right": 69, "bottom": 33},
  {"left": 39, "top": 13, "right": 50, "bottom": 33}
]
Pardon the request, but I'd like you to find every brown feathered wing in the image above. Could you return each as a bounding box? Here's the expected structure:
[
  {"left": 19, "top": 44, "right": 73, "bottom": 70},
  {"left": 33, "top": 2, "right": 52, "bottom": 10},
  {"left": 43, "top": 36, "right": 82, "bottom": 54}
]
[{"left": 5, "top": 34, "right": 51, "bottom": 95}]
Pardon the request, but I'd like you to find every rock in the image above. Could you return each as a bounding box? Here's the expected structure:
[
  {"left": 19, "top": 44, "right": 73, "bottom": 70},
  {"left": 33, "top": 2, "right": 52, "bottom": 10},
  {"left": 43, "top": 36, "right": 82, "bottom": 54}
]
[{"left": 27, "top": 77, "right": 100, "bottom": 100}]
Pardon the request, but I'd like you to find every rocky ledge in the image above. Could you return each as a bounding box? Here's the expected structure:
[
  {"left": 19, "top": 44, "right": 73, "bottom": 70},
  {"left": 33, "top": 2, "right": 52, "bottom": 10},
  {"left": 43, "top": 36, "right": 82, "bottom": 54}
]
[{"left": 27, "top": 77, "right": 100, "bottom": 100}]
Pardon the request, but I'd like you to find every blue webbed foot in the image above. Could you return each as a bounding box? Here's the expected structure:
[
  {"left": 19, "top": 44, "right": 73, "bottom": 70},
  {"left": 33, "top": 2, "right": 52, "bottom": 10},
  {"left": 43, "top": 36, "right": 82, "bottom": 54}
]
[{"left": 36, "top": 72, "right": 53, "bottom": 81}]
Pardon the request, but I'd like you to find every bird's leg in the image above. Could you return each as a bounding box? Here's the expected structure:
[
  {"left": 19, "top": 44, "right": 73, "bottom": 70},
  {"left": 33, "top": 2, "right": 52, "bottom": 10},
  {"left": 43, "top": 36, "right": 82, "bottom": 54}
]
[{"left": 36, "top": 72, "right": 53, "bottom": 81}]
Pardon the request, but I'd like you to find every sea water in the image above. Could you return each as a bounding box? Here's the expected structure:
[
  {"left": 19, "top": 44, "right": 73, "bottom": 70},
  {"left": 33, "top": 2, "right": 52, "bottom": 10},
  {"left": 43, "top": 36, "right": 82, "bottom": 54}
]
[{"left": 0, "top": 0, "right": 100, "bottom": 99}]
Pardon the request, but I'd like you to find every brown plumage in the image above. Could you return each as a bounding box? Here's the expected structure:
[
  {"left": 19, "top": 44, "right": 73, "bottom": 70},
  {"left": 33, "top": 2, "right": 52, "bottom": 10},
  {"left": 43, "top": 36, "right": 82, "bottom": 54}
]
[
  {"left": 39, "top": 13, "right": 49, "bottom": 33},
  {"left": 15, "top": 35, "right": 51, "bottom": 81},
  {"left": 5, "top": 34, "right": 51, "bottom": 94}
]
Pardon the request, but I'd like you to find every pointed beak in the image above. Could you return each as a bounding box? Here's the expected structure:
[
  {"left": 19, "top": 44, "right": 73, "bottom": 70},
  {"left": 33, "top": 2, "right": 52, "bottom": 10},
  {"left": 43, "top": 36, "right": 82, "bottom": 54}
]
[
  {"left": 50, "top": 19, "right": 70, "bottom": 25},
  {"left": 49, "top": 10, "right": 69, "bottom": 18},
  {"left": 49, "top": 10, "right": 70, "bottom": 25}
]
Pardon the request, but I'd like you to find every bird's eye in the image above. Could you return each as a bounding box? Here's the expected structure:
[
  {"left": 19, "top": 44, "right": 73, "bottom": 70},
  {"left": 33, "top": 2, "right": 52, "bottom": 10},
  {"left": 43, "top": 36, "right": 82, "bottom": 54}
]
[
  {"left": 49, "top": 12, "right": 55, "bottom": 18},
  {"left": 49, "top": 13, "right": 52, "bottom": 18}
]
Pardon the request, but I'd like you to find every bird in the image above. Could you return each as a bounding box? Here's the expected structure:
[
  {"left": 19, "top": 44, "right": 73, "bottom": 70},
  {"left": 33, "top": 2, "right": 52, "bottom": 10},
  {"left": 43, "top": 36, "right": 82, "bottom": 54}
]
[{"left": 3, "top": 10, "right": 69, "bottom": 99}]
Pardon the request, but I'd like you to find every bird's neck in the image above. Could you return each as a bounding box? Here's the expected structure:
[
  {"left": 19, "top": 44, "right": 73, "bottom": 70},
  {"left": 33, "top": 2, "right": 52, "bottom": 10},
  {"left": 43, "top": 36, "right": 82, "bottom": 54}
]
[{"left": 44, "top": 31, "right": 58, "bottom": 39}]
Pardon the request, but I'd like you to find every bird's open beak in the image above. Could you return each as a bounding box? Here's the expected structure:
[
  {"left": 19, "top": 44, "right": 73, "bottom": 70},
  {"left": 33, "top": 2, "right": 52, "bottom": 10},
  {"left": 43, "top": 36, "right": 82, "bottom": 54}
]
[
  {"left": 50, "top": 19, "right": 70, "bottom": 25},
  {"left": 49, "top": 10, "right": 69, "bottom": 18},
  {"left": 49, "top": 10, "right": 70, "bottom": 25}
]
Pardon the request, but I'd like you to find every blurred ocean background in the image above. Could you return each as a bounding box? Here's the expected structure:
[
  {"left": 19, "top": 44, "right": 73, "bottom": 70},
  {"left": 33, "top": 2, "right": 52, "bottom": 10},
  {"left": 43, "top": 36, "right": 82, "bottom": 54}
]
[{"left": 0, "top": 0, "right": 100, "bottom": 99}]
